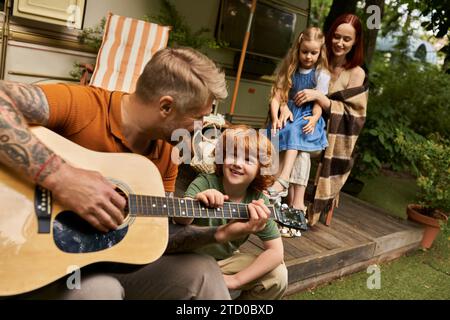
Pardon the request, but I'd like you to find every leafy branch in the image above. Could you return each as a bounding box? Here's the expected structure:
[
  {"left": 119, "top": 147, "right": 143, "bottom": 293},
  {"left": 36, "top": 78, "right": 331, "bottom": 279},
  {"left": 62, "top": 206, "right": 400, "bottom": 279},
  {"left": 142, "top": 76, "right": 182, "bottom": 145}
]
[
  {"left": 146, "top": 0, "right": 227, "bottom": 50},
  {"left": 78, "top": 17, "right": 106, "bottom": 52}
]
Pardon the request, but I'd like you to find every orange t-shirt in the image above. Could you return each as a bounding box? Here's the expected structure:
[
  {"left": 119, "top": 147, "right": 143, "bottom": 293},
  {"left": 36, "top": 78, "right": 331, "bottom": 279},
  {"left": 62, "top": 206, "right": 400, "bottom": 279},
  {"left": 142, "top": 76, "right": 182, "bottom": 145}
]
[{"left": 38, "top": 84, "right": 178, "bottom": 192}]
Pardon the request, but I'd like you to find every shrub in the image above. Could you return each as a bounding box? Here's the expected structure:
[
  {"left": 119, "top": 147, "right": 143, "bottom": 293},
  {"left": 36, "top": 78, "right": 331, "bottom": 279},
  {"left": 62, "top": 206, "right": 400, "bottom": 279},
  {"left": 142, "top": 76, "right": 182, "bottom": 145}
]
[
  {"left": 148, "top": 0, "right": 227, "bottom": 50},
  {"left": 352, "top": 54, "right": 450, "bottom": 178},
  {"left": 396, "top": 134, "right": 450, "bottom": 215},
  {"left": 353, "top": 107, "right": 424, "bottom": 178},
  {"left": 370, "top": 56, "right": 450, "bottom": 139}
]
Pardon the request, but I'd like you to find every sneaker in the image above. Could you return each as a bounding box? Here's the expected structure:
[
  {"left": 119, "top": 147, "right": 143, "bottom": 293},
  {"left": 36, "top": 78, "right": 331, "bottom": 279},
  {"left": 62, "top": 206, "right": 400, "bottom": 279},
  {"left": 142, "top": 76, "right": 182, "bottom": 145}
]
[{"left": 279, "top": 226, "right": 294, "bottom": 238}]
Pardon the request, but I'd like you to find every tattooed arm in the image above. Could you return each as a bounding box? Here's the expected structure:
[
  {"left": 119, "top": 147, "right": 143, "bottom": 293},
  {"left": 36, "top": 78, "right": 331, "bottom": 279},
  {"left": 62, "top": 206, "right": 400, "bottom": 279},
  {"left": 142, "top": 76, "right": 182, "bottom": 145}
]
[
  {"left": 0, "top": 81, "right": 126, "bottom": 232},
  {"left": 166, "top": 219, "right": 267, "bottom": 254},
  {"left": 167, "top": 192, "right": 269, "bottom": 253},
  {"left": 166, "top": 223, "right": 218, "bottom": 253},
  {"left": 164, "top": 191, "right": 216, "bottom": 253},
  {"left": 0, "top": 81, "right": 59, "bottom": 183}
]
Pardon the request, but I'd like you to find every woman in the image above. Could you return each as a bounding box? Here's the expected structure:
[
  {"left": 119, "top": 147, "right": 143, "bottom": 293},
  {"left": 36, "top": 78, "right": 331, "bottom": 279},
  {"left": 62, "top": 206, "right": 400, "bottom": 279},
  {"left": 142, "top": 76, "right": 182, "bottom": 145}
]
[{"left": 279, "top": 13, "right": 369, "bottom": 226}]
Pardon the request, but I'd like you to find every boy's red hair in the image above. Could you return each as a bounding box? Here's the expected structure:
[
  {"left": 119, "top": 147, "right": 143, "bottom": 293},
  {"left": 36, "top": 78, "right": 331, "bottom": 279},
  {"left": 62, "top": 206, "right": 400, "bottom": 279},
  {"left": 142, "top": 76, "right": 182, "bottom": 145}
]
[{"left": 214, "top": 125, "right": 275, "bottom": 193}]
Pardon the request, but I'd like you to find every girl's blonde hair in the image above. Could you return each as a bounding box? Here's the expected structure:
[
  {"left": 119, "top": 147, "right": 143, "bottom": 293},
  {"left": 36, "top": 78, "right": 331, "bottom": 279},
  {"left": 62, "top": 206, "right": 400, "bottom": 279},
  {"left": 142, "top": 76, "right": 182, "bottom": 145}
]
[{"left": 271, "top": 27, "right": 328, "bottom": 103}]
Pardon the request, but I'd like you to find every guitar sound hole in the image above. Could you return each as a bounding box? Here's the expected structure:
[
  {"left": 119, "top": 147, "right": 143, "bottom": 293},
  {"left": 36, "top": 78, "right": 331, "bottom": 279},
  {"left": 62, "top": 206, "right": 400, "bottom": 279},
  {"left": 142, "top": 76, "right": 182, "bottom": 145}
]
[
  {"left": 115, "top": 187, "right": 130, "bottom": 218},
  {"left": 53, "top": 211, "right": 128, "bottom": 253}
]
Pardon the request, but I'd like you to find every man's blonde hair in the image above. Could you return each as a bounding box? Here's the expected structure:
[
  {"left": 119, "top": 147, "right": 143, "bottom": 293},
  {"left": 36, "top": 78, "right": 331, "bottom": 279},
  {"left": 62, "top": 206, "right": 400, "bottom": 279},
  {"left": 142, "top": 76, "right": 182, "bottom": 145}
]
[{"left": 135, "top": 47, "right": 227, "bottom": 112}]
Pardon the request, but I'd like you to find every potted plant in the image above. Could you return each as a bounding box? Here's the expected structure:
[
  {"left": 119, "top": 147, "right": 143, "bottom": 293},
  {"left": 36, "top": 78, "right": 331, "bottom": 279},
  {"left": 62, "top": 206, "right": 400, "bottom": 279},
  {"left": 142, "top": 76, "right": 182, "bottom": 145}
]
[{"left": 397, "top": 134, "right": 450, "bottom": 248}]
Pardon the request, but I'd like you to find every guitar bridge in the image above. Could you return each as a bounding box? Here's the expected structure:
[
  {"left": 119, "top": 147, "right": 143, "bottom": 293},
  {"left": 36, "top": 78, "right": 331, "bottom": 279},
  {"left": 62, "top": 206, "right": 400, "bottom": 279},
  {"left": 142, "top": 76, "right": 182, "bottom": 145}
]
[{"left": 34, "top": 186, "right": 52, "bottom": 233}]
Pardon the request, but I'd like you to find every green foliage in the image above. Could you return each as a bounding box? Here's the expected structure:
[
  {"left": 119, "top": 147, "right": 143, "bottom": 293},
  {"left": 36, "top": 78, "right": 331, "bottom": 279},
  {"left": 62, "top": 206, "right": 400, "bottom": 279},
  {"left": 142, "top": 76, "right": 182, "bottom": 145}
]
[
  {"left": 441, "top": 219, "right": 450, "bottom": 239},
  {"left": 371, "top": 56, "right": 450, "bottom": 139},
  {"left": 78, "top": 17, "right": 106, "bottom": 52},
  {"left": 381, "top": 0, "right": 450, "bottom": 72},
  {"left": 71, "top": 1, "right": 227, "bottom": 79},
  {"left": 396, "top": 134, "right": 450, "bottom": 214},
  {"left": 353, "top": 52, "right": 450, "bottom": 178},
  {"left": 147, "top": 0, "right": 227, "bottom": 50},
  {"left": 309, "top": 0, "right": 332, "bottom": 28},
  {"left": 380, "top": 0, "right": 416, "bottom": 36},
  {"left": 417, "top": 0, "right": 449, "bottom": 39},
  {"left": 354, "top": 109, "right": 424, "bottom": 178},
  {"left": 417, "top": 0, "right": 450, "bottom": 72},
  {"left": 69, "top": 62, "right": 85, "bottom": 80}
]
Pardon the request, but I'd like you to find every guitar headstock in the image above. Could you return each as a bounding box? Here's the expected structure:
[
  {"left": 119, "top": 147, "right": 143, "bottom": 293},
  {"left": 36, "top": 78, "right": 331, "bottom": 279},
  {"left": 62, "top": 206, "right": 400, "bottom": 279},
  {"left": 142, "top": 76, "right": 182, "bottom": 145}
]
[{"left": 273, "top": 203, "right": 308, "bottom": 231}]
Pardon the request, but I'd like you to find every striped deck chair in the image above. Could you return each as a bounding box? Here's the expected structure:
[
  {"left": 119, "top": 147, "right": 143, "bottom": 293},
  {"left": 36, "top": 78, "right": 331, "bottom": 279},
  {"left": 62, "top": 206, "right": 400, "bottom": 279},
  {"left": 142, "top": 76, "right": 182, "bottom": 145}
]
[{"left": 86, "top": 13, "right": 171, "bottom": 93}]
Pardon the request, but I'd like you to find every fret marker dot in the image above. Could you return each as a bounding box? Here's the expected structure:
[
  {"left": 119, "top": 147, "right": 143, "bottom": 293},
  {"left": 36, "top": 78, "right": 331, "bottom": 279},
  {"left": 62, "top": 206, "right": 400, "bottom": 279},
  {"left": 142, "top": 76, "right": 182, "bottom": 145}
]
[
  {"left": 182, "top": 211, "right": 186, "bottom": 215},
  {"left": 181, "top": 200, "right": 184, "bottom": 203},
  {"left": 202, "top": 207, "right": 205, "bottom": 210},
  {"left": 232, "top": 209, "right": 236, "bottom": 212},
  {"left": 217, "top": 208, "right": 220, "bottom": 211},
  {"left": 152, "top": 204, "right": 156, "bottom": 208},
  {"left": 163, "top": 204, "right": 167, "bottom": 208}
]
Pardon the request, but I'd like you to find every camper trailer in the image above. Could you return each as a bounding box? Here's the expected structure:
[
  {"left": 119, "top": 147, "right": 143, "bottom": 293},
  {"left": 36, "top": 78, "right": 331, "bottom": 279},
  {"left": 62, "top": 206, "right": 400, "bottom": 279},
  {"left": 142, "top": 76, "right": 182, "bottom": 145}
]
[{"left": 0, "top": 0, "right": 310, "bottom": 118}]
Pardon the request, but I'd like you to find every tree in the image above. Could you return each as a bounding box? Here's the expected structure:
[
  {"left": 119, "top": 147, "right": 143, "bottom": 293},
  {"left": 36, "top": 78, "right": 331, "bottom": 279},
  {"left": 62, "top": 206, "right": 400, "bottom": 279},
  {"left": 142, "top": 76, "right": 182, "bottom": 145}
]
[
  {"left": 309, "top": 0, "right": 333, "bottom": 28},
  {"left": 379, "top": 0, "right": 449, "bottom": 72},
  {"left": 323, "top": 0, "right": 358, "bottom": 34},
  {"left": 363, "top": 0, "right": 385, "bottom": 66},
  {"left": 416, "top": 0, "right": 450, "bottom": 73}
]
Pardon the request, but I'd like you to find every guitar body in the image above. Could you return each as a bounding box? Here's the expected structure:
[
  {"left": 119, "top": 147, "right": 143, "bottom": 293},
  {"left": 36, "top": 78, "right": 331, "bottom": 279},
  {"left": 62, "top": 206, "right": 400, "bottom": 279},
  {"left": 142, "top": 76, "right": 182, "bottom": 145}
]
[{"left": 0, "top": 127, "right": 168, "bottom": 296}]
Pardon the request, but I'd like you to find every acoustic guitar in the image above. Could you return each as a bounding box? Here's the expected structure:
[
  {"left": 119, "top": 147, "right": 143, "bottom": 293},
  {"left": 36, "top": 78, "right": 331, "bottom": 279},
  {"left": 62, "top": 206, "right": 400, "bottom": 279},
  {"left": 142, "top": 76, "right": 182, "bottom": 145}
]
[{"left": 0, "top": 126, "right": 305, "bottom": 296}]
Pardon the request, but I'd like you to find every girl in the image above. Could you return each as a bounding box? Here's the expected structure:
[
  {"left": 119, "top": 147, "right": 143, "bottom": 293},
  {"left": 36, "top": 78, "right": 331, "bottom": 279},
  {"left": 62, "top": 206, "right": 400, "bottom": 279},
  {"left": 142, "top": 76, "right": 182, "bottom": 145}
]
[
  {"left": 175, "top": 125, "right": 287, "bottom": 300},
  {"left": 279, "top": 14, "right": 367, "bottom": 226},
  {"left": 267, "top": 27, "right": 330, "bottom": 236}
]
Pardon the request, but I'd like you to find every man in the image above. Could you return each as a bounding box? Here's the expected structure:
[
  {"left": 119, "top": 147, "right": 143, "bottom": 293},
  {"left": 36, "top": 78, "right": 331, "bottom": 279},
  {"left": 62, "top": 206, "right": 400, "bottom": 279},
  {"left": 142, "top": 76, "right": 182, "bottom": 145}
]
[{"left": 0, "top": 47, "right": 270, "bottom": 299}]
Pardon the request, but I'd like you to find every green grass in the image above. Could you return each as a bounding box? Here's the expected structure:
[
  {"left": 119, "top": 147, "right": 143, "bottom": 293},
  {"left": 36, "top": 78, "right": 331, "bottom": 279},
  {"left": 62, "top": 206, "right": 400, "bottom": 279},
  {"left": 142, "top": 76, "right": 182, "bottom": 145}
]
[
  {"left": 287, "top": 234, "right": 450, "bottom": 300},
  {"left": 358, "top": 172, "right": 419, "bottom": 219},
  {"left": 287, "top": 172, "right": 450, "bottom": 300}
]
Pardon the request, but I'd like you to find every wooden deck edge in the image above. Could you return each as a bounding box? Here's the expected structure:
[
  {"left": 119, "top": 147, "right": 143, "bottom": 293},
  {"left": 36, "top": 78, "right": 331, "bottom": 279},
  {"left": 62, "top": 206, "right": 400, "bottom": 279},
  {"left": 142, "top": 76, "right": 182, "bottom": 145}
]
[
  {"left": 373, "top": 228, "right": 424, "bottom": 256},
  {"left": 286, "top": 242, "right": 376, "bottom": 283},
  {"left": 285, "top": 243, "right": 372, "bottom": 267},
  {"left": 284, "top": 241, "right": 421, "bottom": 297}
]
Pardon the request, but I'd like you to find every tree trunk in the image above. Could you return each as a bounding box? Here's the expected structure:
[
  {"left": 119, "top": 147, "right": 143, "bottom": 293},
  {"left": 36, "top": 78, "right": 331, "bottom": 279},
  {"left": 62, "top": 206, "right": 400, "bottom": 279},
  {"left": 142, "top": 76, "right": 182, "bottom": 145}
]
[
  {"left": 364, "top": 0, "right": 385, "bottom": 67},
  {"left": 323, "top": 0, "right": 358, "bottom": 33}
]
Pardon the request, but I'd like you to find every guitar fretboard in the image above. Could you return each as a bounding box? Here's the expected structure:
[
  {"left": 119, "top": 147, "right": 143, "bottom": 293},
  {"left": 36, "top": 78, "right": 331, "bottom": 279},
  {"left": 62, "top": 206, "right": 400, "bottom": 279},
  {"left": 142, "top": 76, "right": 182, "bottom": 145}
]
[{"left": 128, "top": 194, "right": 275, "bottom": 220}]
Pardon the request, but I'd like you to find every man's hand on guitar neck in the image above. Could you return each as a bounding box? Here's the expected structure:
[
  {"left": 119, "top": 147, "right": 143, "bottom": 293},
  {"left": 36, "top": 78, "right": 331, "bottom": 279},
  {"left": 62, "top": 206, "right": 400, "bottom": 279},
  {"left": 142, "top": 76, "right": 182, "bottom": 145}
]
[{"left": 42, "top": 162, "right": 126, "bottom": 233}]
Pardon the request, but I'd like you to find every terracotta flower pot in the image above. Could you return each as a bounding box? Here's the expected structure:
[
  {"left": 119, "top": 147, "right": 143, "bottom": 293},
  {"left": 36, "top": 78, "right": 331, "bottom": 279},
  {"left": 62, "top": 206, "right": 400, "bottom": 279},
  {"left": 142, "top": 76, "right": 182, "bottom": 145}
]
[{"left": 407, "top": 204, "right": 448, "bottom": 249}]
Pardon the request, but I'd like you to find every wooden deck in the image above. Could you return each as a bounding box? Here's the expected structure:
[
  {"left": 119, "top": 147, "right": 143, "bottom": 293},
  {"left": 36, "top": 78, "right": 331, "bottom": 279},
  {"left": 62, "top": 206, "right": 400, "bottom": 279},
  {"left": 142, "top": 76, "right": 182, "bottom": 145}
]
[
  {"left": 175, "top": 165, "right": 424, "bottom": 297},
  {"left": 240, "top": 192, "right": 424, "bottom": 296}
]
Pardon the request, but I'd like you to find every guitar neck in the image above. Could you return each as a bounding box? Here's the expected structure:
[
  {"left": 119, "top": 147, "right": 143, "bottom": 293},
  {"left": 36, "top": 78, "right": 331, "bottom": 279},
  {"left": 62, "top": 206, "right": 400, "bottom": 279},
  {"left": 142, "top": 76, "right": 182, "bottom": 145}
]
[{"left": 128, "top": 194, "right": 276, "bottom": 220}]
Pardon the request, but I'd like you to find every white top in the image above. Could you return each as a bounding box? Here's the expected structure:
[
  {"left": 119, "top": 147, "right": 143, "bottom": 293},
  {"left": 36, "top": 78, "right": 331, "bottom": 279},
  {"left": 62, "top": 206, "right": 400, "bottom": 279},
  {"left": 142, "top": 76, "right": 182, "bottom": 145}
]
[{"left": 298, "top": 67, "right": 331, "bottom": 95}]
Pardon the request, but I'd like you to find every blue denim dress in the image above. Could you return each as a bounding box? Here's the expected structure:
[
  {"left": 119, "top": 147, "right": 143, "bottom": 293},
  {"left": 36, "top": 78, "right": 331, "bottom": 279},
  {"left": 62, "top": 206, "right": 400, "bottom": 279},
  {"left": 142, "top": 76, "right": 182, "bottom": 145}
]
[{"left": 268, "top": 68, "right": 328, "bottom": 152}]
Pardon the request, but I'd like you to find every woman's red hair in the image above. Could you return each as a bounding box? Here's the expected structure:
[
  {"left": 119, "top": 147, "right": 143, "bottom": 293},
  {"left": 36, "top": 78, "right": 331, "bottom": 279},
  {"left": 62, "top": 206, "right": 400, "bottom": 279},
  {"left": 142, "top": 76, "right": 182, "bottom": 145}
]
[{"left": 326, "top": 13, "right": 364, "bottom": 69}]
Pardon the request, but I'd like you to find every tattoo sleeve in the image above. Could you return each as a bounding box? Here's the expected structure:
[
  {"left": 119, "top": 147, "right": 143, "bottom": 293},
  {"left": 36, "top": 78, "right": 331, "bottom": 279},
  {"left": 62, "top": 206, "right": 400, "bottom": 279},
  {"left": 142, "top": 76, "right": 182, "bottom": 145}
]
[
  {"left": 0, "top": 81, "right": 64, "bottom": 184},
  {"left": 165, "top": 223, "right": 218, "bottom": 254}
]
